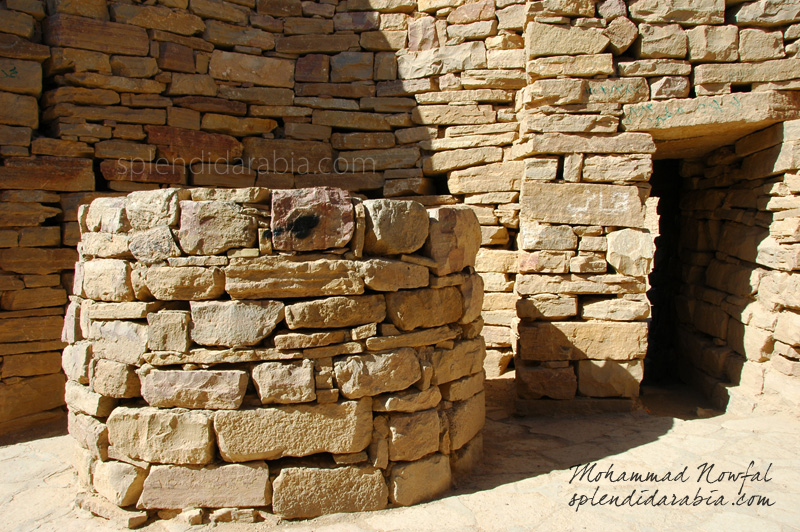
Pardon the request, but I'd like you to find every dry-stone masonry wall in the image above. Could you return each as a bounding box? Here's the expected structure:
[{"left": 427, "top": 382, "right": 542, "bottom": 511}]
[
  {"left": 2, "top": 0, "right": 800, "bottom": 431},
  {"left": 677, "top": 120, "right": 800, "bottom": 413},
  {"left": 64, "top": 186, "right": 486, "bottom": 525}
]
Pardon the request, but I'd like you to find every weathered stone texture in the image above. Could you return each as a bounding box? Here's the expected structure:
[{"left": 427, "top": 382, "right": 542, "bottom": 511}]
[{"left": 214, "top": 400, "right": 372, "bottom": 461}]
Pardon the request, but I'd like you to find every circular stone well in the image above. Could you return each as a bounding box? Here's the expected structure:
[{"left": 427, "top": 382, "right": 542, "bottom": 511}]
[{"left": 63, "top": 186, "right": 486, "bottom": 524}]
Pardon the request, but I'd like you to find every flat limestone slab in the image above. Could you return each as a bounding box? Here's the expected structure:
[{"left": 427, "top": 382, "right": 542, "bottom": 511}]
[
  {"left": 622, "top": 92, "right": 800, "bottom": 159},
  {"left": 214, "top": 399, "right": 373, "bottom": 461},
  {"left": 521, "top": 182, "right": 644, "bottom": 228}
]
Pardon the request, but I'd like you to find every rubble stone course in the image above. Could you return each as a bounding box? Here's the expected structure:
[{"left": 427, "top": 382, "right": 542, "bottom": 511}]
[{"left": 62, "top": 187, "right": 485, "bottom": 523}]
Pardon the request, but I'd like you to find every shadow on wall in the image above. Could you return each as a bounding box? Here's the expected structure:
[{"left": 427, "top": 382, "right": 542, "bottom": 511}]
[{"left": 656, "top": 128, "right": 800, "bottom": 414}]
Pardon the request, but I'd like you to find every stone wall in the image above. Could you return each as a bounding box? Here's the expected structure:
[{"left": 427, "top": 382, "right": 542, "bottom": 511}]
[
  {"left": 64, "top": 187, "right": 486, "bottom": 524},
  {"left": 677, "top": 120, "right": 800, "bottom": 413},
  {"left": 2, "top": 0, "right": 800, "bottom": 432}
]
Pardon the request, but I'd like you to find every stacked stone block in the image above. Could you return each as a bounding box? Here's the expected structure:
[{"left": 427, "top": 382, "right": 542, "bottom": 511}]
[
  {"left": 506, "top": 0, "right": 800, "bottom": 407},
  {"left": 3, "top": 0, "right": 800, "bottom": 432},
  {"left": 677, "top": 119, "right": 800, "bottom": 412},
  {"left": 63, "top": 186, "right": 485, "bottom": 525}
]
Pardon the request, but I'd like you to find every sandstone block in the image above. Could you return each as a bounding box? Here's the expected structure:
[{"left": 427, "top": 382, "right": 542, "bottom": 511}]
[
  {"left": 274, "top": 329, "right": 349, "bottom": 350},
  {"left": 176, "top": 200, "right": 256, "bottom": 255},
  {"left": 146, "top": 311, "right": 190, "bottom": 353},
  {"left": 774, "top": 312, "right": 800, "bottom": 347},
  {"left": 330, "top": 52, "right": 374, "bottom": 82},
  {"left": 430, "top": 338, "right": 485, "bottom": 385},
  {"left": 389, "top": 453, "right": 451, "bottom": 506},
  {"left": 385, "top": 286, "right": 462, "bottom": 331},
  {"left": 423, "top": 147, "right": 503, "bottom": 175},
  {"left": 523, "top": 113, "right": 619, "bottom": 134},
  {"left": 272, "top": 465, "right": 387, "bottom": 518},
  {"left": 459, "top": 273, "right": 484, "bottom": 325},
  {"left": 107, "top": 406, "right": 214, "bottom": 465},
  {"left": 423, "top": 207, "right": 481, "bottom": 276},
  {"left": 208, "top": 50, "right": 293, "bottom": 88},
  {"left": 334, "top": 348, "right": 422, "bottom": 399},
  {"left": 519, "top": 222, "right": 577, "bottom": 251},
  {"left": 93, "top": 460, "right": 147, "bottom": 507},
  {"left": 271, "top": 188, "right": 354, "bottom": 252},
  {"left": 448, "top": 161, "right": 524, "bottom": 194},
  {"left": 365, "top": 325, "right": 460, "bottom": 351},
  {"left": 516, "top": 365, "right": 577, "bottom": 400},
  {"left": 446, "top": 391, "right": 484, "bottom": 451},
  {"left": 411, "top": 104, "right": 495, "bottom": 125},
  {"left": 527, "top": 54, "right": 614, "bottom": 80},
  {"left": 68, "top": 411, "right": 108, "bottom": 460},
  {"left": 139, "top": 462, "right": 271, "bottom": 510},
  {"left": 85, "top": 197, "right": 128, "bottom": 233},
  {"left": 140, "top": 125, "right": 234, "bottom": 163},
  {"left": 65, "top": 380, "right": 116, "bottom": 418},
  {"left": 635, "top": 23, "right": 687, "bottom": 59},
  {"left": 358, "top": 259, "right": 430, "bottom": 292},
  {"left": 734, "top": 0, "right": 800, "bottom": 27},
  {"left": 363, "top": 199, "right": 429, "bottom": 255},
  {"left": 604, "top": 17, "right": 638, "bottom": 55},
  {"left": 214, "top": 399, "right": 372, "bottom": 461},
  {"left": 252, "top": 360, "right": 316, "bottom": 404},
  {"left": 190, "top": 300, "right": 284, "bottom": 348},
  {"left": 204, "top": 19, "right": 274, "bottom": 49},
  {"left": 628, "top": 0, "right": 724, "bottom": 25},
  {"left": 143, "top": 266, "right": 223, "bottom": 301},
  {"left": 276, "top": 34, "right": 360, "bottom": 54},
  {"left": 515, "top": 321, "right": 648, "bottom": 361},
  {"left": 82, "top": 260, "right": 134, "bottom": 303},
  {"left": 75, "top": 492, "right": 147, "bottom": 528},
  {"left": 90, "top": 358, "right": 140, "bottom": 399},
  {"left": 388, "top": 409, "right": 439, "bottom": 461},
  {"left": 525, "top": 22, "right": 609, "bottom": 58},
  {"left": 62, "top": 341, "right": 92, "bottom": 384},
  {"left": 521, "top": 182, "right": 644, "bottom": 228},
  {"left": 582, "top": 298, "right": 651, "bottom": 321},
  {"left": 607, "top": 229, "right": 655, "bottom": 276},
  {"left": 200, "top": 114, "right": 277, "bottom": 137},
  {"left": 225, "top": 256, "right": 364, "bottom": 299},
  {"left": 583, "top": 155, "right": 653, "bottom": 183},
  {"left": 128, "top": 226, "right": 181, "bottom": 264},
  {"left": 141, "top": 369, "right": 248, "bottom": 410},
  {"left": 0, "top": 58, "right": 41, "bottom": 97},
  {"left": 516, "top": 294, "right": 578, "bottom": 320},
  {"left": 687, "top": 25, "right": 739, "bottom": 62},
  {"left": 285, "top": 295, "right": 385, "bottom": 329},
  {"left": 44, "top": 14, "right": 150, "bottom": 56},
  {"left": 373, "top": 386, "right": 442, "bottom": 413},
  {"left": 739, "top": 29, "right": 784, "bottom": 62},
  {"left": 578, "top": 359, "right": 643, "bottom": 397}
]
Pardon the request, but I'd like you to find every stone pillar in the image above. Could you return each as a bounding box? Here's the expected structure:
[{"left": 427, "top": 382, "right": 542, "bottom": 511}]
[{"left": 63, "top": 187, "right": 485, "bottom": 525}]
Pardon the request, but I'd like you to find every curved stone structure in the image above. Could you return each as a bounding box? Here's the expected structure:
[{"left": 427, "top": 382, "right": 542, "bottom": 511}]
[{"left": 63, "top": 186, "right": 485, "bottom": 524}]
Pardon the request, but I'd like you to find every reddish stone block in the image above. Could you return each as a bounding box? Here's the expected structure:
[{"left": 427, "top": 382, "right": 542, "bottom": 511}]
[
  {"left": 146, "top": 125, "right": 243, "bottom": 163},
  {"left": 157, "top": 42, "right": 195, "bottom": 73},
  {"left": 100, "top": 160, "right": 187, "bottom": 185},
  {"left": 173, "top": 96, "right": 247, "bottom": 116},
  {"left": 271, "top": 187, "right": 355, "bottom": 251},
  {"left": 43, "top": 14, "right": 150, "bottom": 56},
  {"left": 0, "top": 156, "right": 94, "bottom": 191},
  {"left": 295, "top": 54, "right": 329, "bottom": 83}
]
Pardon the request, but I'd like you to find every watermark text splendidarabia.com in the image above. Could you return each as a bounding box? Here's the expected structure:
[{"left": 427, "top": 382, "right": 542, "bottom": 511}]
[
  {"left": 117, "top": 151, "right": 381, "bottom": 176},
  {"left": 567, "top": 461, "right": 775, "bottom": 511}
]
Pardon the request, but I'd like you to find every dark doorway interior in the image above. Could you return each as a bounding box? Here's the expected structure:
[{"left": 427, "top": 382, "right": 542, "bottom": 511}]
[{"left": 644, "top": 160, "right": 683, "bottom": 385}]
